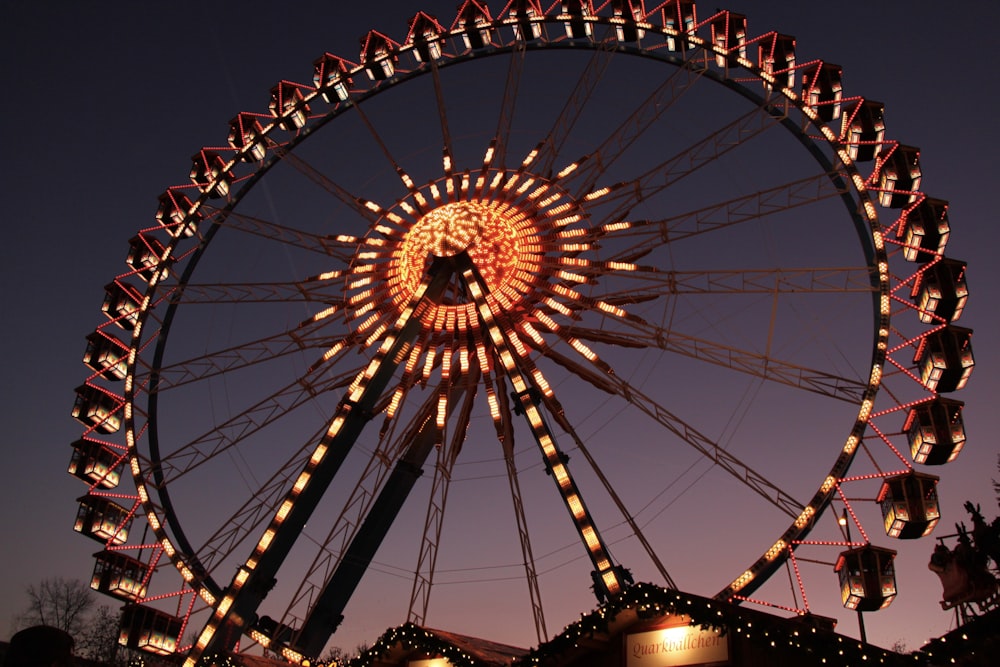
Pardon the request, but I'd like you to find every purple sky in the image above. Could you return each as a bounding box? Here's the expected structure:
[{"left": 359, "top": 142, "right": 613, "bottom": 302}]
[{"left": 2, "top": 0, "right": 998, "bottom": 657}]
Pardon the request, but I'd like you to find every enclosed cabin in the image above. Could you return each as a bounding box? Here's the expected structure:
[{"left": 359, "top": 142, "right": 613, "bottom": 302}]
[
  {"left": 156, "top": 189, "right": 200, "bottom": 238},
  {"left": 660, "top": 0, "right": 696, "bottom": 52},
  {"left": 840, "top": 99, "right": 884, "bottom": 162},
  {"left": 878, "top": 471, "right": 940, "bottom": 539},
  {"left": 360, "top": 30, "right": 400, "bottom": 81},
  {"left": 507, "top": 0, "right": 544, "bottom": 41},
  {"left": 119, "top": 605, "right": 182, "bottom": 655},
  {"left": 228, "top": 112, "right": 267, "bottom": 162},
  {"left": 190, "top": 149, "right": 233, "bottom": 199},
  {"left": 877, "top": 144, "right": 921, "bottom": 209},
  {"left": 269, "top": 81, "right": 310, "bottom": 131},
  {"left": 758, "top": 33, "right": 795, "bottom": 90},
  {"left": 912, "top": 258, "right": 968, "bottom": 324},
  {"left": 897, "top": 196, "right": 949, "bottom": 262},
  {"left": 406, "top": 12, "right": 447, "bottom": 62},
  {"left": 72, "top": 384, "right": 123, "bottom": 434},
  {"left": 802, "top": 62, "right": 842, "bottom": 122},
  {"left": 91, "top": 550, "right": 148, "bottom": 602},
  {"left": 835, "top": 545, "right": 897, "bottom": 611},
  {"left": 68, "top": 438, "right": 123, "bottom": 489},
  {"left": 126, "top": 235, "right": 166, "bottom": 283},
  {"left": 313, "top": 54, "right": 354, "bottom": 104},
  {"left": 562, "top": 0, "right": 595, "bottom": 40},
  {"left": 83, "top": 330, "right": 128, "bottom": 381},
  {"left": 914, "top": 325, "right": 974, "bottom": 393},
  {"left": 457, "top": 1, "right": 494, "bottom": 50},
  {"left": 905, "top": 397, "right": 965, "bottom": 465},
  {"left": 74, "top": 495, "right": 131, "bottom": 545},
  {"left": 710, "top": 11, "right": 747, "bottom": 68},
  {"left": 612, "top": 0, "right": 646, "bottom": 43},
  {"left": 102, "top": 281, "right": 142, "bottom": 331}
]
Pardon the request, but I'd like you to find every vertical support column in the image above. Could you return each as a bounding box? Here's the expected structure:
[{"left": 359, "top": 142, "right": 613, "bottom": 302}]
[{"left": 457, "top": 255, "right": 631, "bottom": 602}]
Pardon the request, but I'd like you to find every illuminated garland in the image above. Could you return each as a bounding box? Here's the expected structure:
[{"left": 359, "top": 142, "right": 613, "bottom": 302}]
[
  {"left": 916, "top": 607, "right": 1000, "bottom": 666},
  {"left": 347, "top": 624, "right": 484, "bottom": 667},
  {"left": 198, "top": 653, "right": 241, "bottom": 667},
  {"left": 184, "top": 584, "right": 993, "bottom": 666},
  {"left": 520, "top": 583, "right": 924, "bottom": 666}
]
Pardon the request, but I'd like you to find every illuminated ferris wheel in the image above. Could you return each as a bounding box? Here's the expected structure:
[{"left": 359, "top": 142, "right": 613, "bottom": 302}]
[{"left": 69, "top": 1, "right": 974, "bottom": 662}]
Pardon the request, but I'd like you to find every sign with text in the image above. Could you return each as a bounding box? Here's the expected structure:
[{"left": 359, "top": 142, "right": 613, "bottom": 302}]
[{"left": 625, "top": 623, "right": 729, "bottom": 666}]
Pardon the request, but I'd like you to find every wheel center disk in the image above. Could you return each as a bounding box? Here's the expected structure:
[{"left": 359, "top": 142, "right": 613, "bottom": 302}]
[{"left": 393, "top": 199, "right": 532, "bottom": 304}]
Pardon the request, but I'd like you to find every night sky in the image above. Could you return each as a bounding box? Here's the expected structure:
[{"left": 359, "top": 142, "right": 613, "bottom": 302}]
[{"left": 2, "top": 0, "right": 998, "bottom": 658}]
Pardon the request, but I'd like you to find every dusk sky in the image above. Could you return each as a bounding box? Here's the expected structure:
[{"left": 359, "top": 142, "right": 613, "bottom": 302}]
[{"left": 2, "top": 0, "right": 998, "bottom": 659}]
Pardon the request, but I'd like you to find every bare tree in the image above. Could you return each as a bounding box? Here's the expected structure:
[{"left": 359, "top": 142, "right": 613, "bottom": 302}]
[
  {"left": 16, "top": 578, "right": 95, "bottom": 637},
  {"left": 318, "top": 643, "right": 369, "bottom": 666},
  {"left": 319, "top": 646, "right": 346, "bottom": 665},
  {"left": 993, "top": 454, "right": 1000, "bottom": 509},
  {"left": 76, "top": 604, "right": 123, "bottom": 664}
]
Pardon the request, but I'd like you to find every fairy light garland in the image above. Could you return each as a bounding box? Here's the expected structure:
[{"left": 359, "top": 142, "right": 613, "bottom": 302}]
[
  {"left": 520, "top": 583, "right": 925, "bottom": 666},
  {"left": 181, "top": 584, "right": 968, "bottom": 666},
  {"left": 346, "top": 623, "right": 485, "bottom": 667}
]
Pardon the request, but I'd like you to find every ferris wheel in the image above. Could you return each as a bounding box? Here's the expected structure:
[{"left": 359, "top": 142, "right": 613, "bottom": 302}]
[{"left": 69, "top": 1, "right": 974, "bottom": 662}]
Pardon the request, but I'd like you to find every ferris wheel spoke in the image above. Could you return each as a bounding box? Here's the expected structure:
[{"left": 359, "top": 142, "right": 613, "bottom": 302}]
[
  {"left": 375, "top": 332, "right": 434, "bottom": 439},
  {"left": 408, "top": 378, "right": 479, "bottom": 632},
  {"left": 207, "top": 207, "right": 358, "bottom": 261},
  {"left": 347, "top": 101, "right": 431, "bottom": 199},
  {"left": 560, "top": 57, "right": 708, "bottom": 198},
  {"left": 492, "top": 375, "right": 548, "bottom": 644},
  {"left": 180, "top": 437, "right": 322, "bottom": 584},
  {"left": 539, "top": 382, "right": 679, "bottom": 592},
  {"left": 587, "top": 267, "right": 875, "bottom": 296},
  {"left": 140, "top": 320, "right": 352, "bottom": 393},
  {"left": 488, "top": 39, "right": 527, "bottom": 171},
  {"left": 274, "top": 145, "right": 388, "bottom": 226},
  {"left": 428, "top": 56, "right": 456, "bottom": 174},
  {"left": 156, "top": 279, "right": 346, "bottom": 305},
  {"left": 581, "top": 171, "right": 848, "bottom": 257},
  {"left": 543, "top": 347, "right": 804, "bottom": 519},
  {"left": 461, "top": 257, "right": 632, "bottom": 601},
  {"left": 521, "top": 274, "right": 867, "bottom": 404},
  {"left": 148, "top": 367, "right": 361, "bottom": 486},
  {"left": 531, "top": 36, "right": 620, "bottom": 178},
  {"left": 587, "top": 100, "right": 785, "bottom": 226},
  {"left": 551, "top": 315, "right": 867, "bottom": 403}
]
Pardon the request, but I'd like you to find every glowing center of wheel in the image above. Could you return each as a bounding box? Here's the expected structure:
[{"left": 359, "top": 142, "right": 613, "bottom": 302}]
[
  {"left": 392, "top": 200, "right": 530, "bottom": 304},
  {"left": 409, "top": 202, "right": 485, "bottom": 257}
]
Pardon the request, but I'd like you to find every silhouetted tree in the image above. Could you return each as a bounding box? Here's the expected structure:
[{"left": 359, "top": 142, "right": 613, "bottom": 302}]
[
  {"left": 15, "top": 577, "right": 95, "bottom": 637},
  {"left": 993, "top": 454, "right": 999, "bottom": 508},
  {"left": 319, "top": 646, "right": 346, "bottom": 665},
  {"left": 77, "top": 604, "right": 124, "bottom": 664},
  {"left": 318, "top": 642, "right": 368, "bottom": 665}
]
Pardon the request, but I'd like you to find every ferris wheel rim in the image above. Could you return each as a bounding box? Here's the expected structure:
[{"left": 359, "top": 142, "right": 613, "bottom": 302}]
[{"left": 136, "top": 12, "right": 884, "bottom": 626}]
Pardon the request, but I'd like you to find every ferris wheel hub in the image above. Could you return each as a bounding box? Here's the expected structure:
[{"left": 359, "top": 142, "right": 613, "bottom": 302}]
[{"left": 390, "top": 196, "right": 544, "bottom": 308}]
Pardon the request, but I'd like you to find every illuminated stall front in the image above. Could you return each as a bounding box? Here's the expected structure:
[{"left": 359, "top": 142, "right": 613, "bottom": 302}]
[{"left": 352, "top": 585, "right": 936, "bottom": 666}]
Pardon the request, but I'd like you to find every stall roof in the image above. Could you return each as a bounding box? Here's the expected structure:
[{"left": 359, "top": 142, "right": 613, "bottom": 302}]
[{"left": 353, "top": 622, "right": 527, "bottom": 666}]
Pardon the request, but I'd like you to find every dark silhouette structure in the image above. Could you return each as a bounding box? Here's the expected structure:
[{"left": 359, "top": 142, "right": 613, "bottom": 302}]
[{"left": 2, "top": 626, "right": 74, "bottom": 667}]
